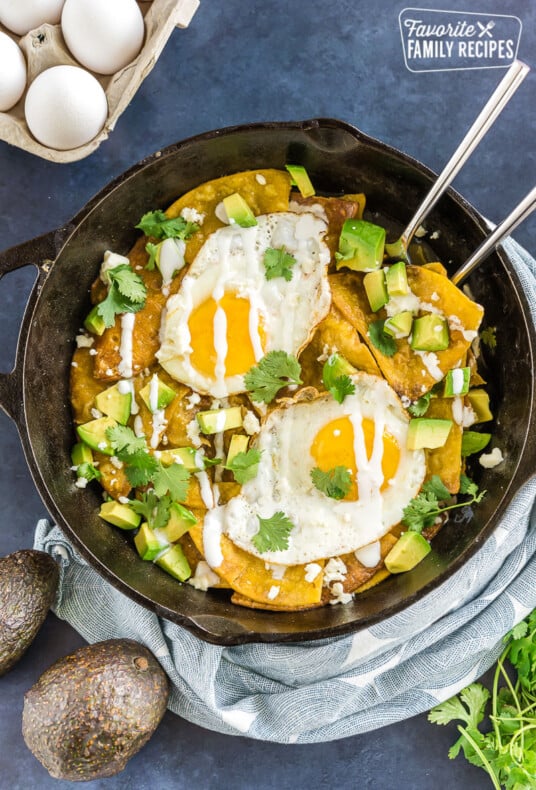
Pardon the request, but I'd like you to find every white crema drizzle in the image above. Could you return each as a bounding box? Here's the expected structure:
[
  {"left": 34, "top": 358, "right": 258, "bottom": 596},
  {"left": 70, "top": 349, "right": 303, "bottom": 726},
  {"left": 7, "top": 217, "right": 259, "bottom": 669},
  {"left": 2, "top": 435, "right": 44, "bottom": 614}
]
[{"left": 118, "top": 313, "right": 135, "bottom": 378}]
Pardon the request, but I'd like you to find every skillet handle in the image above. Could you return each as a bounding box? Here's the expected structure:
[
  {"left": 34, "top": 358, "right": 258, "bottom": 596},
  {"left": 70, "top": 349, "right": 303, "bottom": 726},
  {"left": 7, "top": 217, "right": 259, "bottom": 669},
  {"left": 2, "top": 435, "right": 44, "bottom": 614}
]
[{"left": 0, "top": 228, "right": 65, "bottom": 423}]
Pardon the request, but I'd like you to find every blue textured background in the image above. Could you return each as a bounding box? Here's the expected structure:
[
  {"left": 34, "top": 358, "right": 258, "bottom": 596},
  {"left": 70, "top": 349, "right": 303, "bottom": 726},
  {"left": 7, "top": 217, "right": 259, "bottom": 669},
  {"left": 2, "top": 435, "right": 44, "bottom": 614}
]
[{"left": 0, "top": 0, "right": 534, "bottom": 787}]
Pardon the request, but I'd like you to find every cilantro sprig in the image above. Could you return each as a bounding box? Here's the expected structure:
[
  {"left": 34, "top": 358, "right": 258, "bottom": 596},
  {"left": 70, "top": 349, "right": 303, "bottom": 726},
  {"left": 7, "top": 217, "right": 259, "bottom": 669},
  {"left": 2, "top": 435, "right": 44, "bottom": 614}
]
[
  {"left": 311, "top": 466, "right": 352, "bottom": 500},
  {"left": 408, "top": 392, "right": 431, "bottom": 417},
  {"left": 244, "top": 351, "right": 302, "bottom": 404},
  {"left": 97, "top": 265, "right": 147, "bottom": 328},
  {"left": 480, "top": 325, "right": 497, "bottom": 350},
  {"left": 402, "top": 474, "right": 486, "bottom": 533},
  {"left": 263, "top": 246, "right": 297, "bottom": 281},
  {"left": 322, "top": 354, "right": 356, "bottom": 404},
  {"left": 136, "top": 210, "right": 199, "bottom": 240},
  {"left": 252, "top": 511, "right": 294, "bottom": 553},
  {"left": 130, "top": 491, "right": 171, "bottom": 531},
  {"left": 225, "top": 449, "right": 262, "bottom": 484},
  {"left": 429, "top": 609, "right": 536, "bottom": 789},
  {"left": 368, "top": 319, "right": 397, "bottom": 357}
]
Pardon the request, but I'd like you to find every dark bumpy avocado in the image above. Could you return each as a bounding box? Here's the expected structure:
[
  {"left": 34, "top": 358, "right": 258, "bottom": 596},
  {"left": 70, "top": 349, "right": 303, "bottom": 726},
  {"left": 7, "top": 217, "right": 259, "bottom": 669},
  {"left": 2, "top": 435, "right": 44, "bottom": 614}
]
[
  {"left": 22, "top": 638, "right": 170, "bottom": 781},
  {"left": 0, "top": 549, "right": 59, "bottom": 676}
]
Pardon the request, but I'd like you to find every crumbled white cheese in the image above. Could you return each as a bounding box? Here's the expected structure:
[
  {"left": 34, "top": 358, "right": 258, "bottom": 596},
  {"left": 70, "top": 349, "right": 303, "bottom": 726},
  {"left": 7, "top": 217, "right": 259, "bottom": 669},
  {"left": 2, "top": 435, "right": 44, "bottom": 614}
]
[
  {"left": 401, "top": 395, "right": 412, "bottom": 409},
  {"left": 448, "top": 314, "right": 478, "bottom": 343},
  {"left": 97, "top": 441, "right": 107, "bottom": 451},
  {"left": 75, "top": 477, "right": 88, "bottom": 488},
  {"left": 323, "top": 557, "right": 347, "bottom": 586},
  {"left": 304, "top": 562, "right": 322, "bottom": 583},
  {"left": 118, "top": 496, "right": 130, "bottom": 505},
  {"left": 99, "top": 250, "right": 130, "bottom": 284},
  {"left": 186, "top": 392, "right": 201, "bottom": 410},
  {"left": 75, "top": 333, "right": 94, "bottom": 348},
  {"left": 243, "top": 410, "right": 261, "bottom": 436},
  {"left": 479, "top": 447, "right": 504, "bottom": 469},
  {"left": 414, "top": 350, "right": 443, "bottom": 381},
  {"left": 415, "top": 224, "right": 427, "bottom": 238},
  {"left": 186, "top": 418, "right": 202, "bottom": 448},
  {"left": 255, "top": 173, "right": 267, "bottom": 186},
  {"left": 180, "top": 206, "right": 205, "bottom": 225},
  {"left": 71, "top": 361, "right": 78, "bottom": 368},
  {"left": 91, "top": 407, "right": 103, "bottom": 419},
  {"left": 265, "top": 562, "right": 286, "bottom": 580},
  {"left": 110, "top": 455, "right": 123, "bottom": 470},
  {"left": 431, "top": 291, "right": 440, "bottom": 302},
  {"left": 89, "top": 348, "right": 98, "bottom": 356},
  {"left": 429, "top": 230, "right": 440, "bottom": 240},
  {"left": 105, "top": 368, "right": 114, "bottom": 377},
  {"left": 329, "top": 582, "right": 353, "bottom": 606},
  {"left": 188, "top": 561, "right": 221, "bottom": 591},
  {"left": 267, "top": 585, "right": 280, "bottom": 600}
]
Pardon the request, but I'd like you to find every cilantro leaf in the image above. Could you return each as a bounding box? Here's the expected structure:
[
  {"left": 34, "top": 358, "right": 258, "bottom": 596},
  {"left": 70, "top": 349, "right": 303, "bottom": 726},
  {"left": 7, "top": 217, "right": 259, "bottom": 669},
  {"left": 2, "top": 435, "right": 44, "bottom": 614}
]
[
  {"left": 368, "top": 319, "right": 397, "bottom": 357},
  {"left": 225, "top": 449, "right": 261, "bottom": 484},
  {"left": 145, "top": 242, "right": 159, "bottom": 271},
  {"left": 263, "top": 246, "right": 297, "bottom": 281},
  {"left": 459, "top": 474, "right": 486, "bottom": 502},
  {"left": 408, "top": 392, "right": 431, "bottom": 417},
  {"left": 130, "top": 491, "right": 172, "bottom": 531},
  {"left": 423, "top": 475, "right": 451, "bottom": 501},
  {"left": 252, "top": 511, "right": 294, "bottom": 553},
  {"left": 480, "top": 326, "right": 497, "bottom": 349},
  {"left": 106, "top": 425, "right": 146, "bottom": 456},
  {"left": 429, "top": 684, "right": 490, "bottom": 730},
  {"left": 136, "top": 210, "right": 199, "bottom": 240},
  {"left": 123, "top": 451, "right": 159, "bottom": 488},
  {"left": 311, "top": 466, "right": 352, "bottom": 500},
  {"left": 244, "top": 351, "right": 302, "bottom": 403},
  {"left": 322, "top": 355, "right": 356, "bottom": 404},
  {"left": 96, "top": 265, "right": 147, "bottom": 328},
  {"left": 403, "top": 474, "right": 485, "bottom": 533},
  {"left": 153, "top": 463, "right": 190, "bottom": 502},
  {"left": 76, "top": 462, "right": 101, "bottom": 482}
]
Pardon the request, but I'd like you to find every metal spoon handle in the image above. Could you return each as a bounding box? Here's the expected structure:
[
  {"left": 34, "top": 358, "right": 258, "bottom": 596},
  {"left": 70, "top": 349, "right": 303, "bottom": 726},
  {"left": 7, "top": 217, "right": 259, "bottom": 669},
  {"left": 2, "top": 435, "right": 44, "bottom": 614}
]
[
  {"left": 451, "top": 185, "right": 536, "bottom": 285},
  {"left": 400, "top": 60, "right": 530, "bottom": 251}
]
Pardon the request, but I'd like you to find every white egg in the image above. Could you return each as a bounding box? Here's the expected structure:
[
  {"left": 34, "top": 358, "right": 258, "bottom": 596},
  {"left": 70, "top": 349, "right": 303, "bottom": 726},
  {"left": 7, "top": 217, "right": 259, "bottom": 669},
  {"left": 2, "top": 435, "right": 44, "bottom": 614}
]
[
  {"left": 24, "top": 65, "right": 108, "bottom": 150},
  {"left": 208, "top": 373, "right": 426, "bottom": 566},
  {"left": 0, "top": 0, "right": 65, "bottom": 36},
  {"left": 61, "top": 0, "right": 145, "bottom": 75},
  {"left": 0, "top": 33, "right": 26, "bottom": 112},
  {"left": 157, "top": 212, "right": 332, "bottom": 398}
]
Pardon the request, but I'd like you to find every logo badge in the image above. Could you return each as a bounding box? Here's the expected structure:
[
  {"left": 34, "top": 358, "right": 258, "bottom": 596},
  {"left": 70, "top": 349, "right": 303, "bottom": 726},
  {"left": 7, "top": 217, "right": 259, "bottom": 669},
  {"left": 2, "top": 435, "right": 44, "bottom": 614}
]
[{"left": 399, "top": 8, "right": 522, "bottom": 72}]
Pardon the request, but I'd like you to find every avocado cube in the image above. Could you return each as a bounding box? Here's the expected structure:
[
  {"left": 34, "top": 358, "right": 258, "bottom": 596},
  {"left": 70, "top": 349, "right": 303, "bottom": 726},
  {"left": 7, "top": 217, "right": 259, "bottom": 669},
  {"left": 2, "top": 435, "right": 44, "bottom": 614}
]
[
  {"left": 410, "top": 315, "right": 449, "bottom": 351},
  {"left": 384, "top": 311, "right": 413, "bottom": 339},
  {"left": 386, "top": 261, "right": 409, "bottom": 297},
  {"left": 443, "top": 367, "right": 470, "bottom": 397},
  {"left": 223, "top": 193, "right": 257, "bottom": 228},
  {"left": 197, "top": 406, "right": 243, "bottom": 434},
  {"left": 363, "top": 270, "right": 388, "bottom": 312},
  {"left": 71, "top": 442, "right": 93, "bottom": 467},
  {"left": 160, "top": 503, "right": 197, "bottom": 542},
  {"left": 156, "top": 544, "right": 191, "bottom": 582},
  {"left": 134, "top": 523, "right": 164, "bottom": 561},
  {"left": 99, "top": 501, "right": 141, "bottom": 530},
  {"left": 226, "top": 434, "right": 249, "bottom": 466},
  {"left": 384, "top": 531, "right": 431, "bottom": 573},
  {"left": 335, "top": 219, "right": 386, "bottom": 272},
  {"left": 76, "top": 416, "right": 118, "bottom": 455},
  {"left": 467, "top": 388, "right": 493, "bottom": 423},
  {"left": 407, "top": 418, "right": 453, "bottom": 450},
  {"left": 285, "top": 164, "right": 315, "bottom": 198},
  {"left": 158, "top": 446, "right": 201, "bottom": 470},
  {"left": 83, "top": 305, "right": 106, "bottom": 336},
  {"left": 94, "top": 384, "right": 132, "bottom": 425},
  {"left": 139, "top": 376, "right": 177, "bottom": 413},
  {"left": 461, "top": 430, "right": 491, "bottom": 457}
]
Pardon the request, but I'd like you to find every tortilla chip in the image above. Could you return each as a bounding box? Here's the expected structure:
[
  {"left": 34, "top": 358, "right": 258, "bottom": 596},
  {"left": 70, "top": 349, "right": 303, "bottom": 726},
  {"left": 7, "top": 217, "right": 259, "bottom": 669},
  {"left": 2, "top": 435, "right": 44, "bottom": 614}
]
[
  {"left": 354, "top": 568, "right": 391, "bottom": 593},
  {"left": 322, "top": 533, "right": 398, "bottom": 602},
  {"left": 166, "top": 169, "right": 292, "bottom": 263},
  {"left": 329, "top": 267, "right": 484, "bottom": 400},
  {"left": 96, "top": 454, "right": 131, "bottom": 499},
  {"left": 179, "top": 532, "right": 230, "bottom": 589},
  {"left": 70, "top": 348, "right": 107, "bottom": 424},
  {"left": 425, "top": 397, "right": 462, "bottom": 493},
  {"left": 188, "top": 523, "right": 324, "bottom": 608},
  {"left": 230, "top": 592, "right": 323, "bottom": 611},
  {"left": 422, "top": 261, "right": 448, "bottom": 276}
]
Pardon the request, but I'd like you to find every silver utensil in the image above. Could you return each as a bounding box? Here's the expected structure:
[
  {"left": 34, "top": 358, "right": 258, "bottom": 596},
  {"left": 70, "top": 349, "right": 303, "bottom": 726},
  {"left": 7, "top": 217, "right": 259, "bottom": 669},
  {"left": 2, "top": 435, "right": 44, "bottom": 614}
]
[
  {"left": 385, "top": 59, "right": 530, "bottom": 260},
  {"left": 451, "top": 185, "right": 536, "bottom": 285}
]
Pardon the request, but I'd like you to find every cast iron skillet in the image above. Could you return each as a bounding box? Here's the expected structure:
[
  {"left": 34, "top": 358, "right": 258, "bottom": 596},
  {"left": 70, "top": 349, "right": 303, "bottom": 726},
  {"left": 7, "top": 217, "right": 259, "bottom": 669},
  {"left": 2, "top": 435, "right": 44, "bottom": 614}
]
[{"left": 1, "top": 119, "right": 535, "bottom": 646}]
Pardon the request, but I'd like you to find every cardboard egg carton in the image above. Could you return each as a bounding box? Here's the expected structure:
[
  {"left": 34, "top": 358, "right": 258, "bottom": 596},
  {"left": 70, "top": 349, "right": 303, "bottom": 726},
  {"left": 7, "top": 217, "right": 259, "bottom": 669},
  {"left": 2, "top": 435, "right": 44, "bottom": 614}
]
[{"left": 0, "top": 0, "right": 199, "bottom": 162}]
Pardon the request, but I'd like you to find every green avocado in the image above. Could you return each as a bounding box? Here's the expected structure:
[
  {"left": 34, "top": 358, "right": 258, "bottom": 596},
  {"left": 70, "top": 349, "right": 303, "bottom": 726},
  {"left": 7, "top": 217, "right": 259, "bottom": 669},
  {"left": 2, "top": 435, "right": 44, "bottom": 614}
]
[
  {"left": 95, "top": 384, "right": 132, "bottom": 425},
  {"left": 285, "top": 164, "right": 315, "bottom": 197},
  {"left": 158, "top": 446, "right": 202, "bottom": 471},
  {"left": 156, "top": 544, "right": 191, "bottom": 581},
  {"left": 226, "top": 434, "right": 249, "bottom": 466},
  {"left": 223, "top": 193, "right": 257, "bottom": 228},
  {"left": 22, "top": 638, "right": 169, "bottom": 781},
  {"left": 197, "top": 406, "right": 243, "bottom": 434},
  {"left": 76, "top": 416, "right": 118, "bottom": 455},
  {"left": 134, "top": 523, "right": 165, "bottom": 561},
  {"left": 385, "top": 261, "right": 409, "bottom": 297},
  {"left": 139, "top": 376, "right": 177, "bottom": 413},
  {"left": 411, "top": 314, "right": 449, "bottom": 352},
  {"left": 83, "top": 305, "right": 106, "bottom": 336},
  {"left": 363, "top": 269, "right": 388, "bottom": 312},
  {"left": 443, "top": 367, "right": 470, "bottom": 397},
  {"left": 70, "top": 442, "right": 93, "bottom": 467},
  {"left": 159, "top": 503, "right": 197, "bottom": 542},
  {"left": 384, "top": 531, "right": 431, "bottom": 573},
  {"left": 467, "top": 388, "right": 493, "bottom": 423},
  {"left": 335, "top": 218, "right": 386, "bottom": 272},
  {"left": 99, "top": 501, "right": 141, "bottom": 530},
  {"left": 384, "top": 311, "right": 413, "bottom": 339},
  {"left": 0, "top": 550, "right": 59, "bottom": 676},
  {"left": 407, "top": 417, "right": 453, "bottom": 450}
]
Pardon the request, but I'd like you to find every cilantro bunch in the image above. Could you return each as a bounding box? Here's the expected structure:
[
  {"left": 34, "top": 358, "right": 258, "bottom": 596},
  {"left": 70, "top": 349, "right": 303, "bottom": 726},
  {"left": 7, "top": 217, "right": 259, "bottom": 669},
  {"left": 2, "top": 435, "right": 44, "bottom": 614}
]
[
  {"left": 97, "top": 265, "right": 147, "bottom": 328},
  {"left": 429, "top": 609, "right": 536, "bottom": 789}
]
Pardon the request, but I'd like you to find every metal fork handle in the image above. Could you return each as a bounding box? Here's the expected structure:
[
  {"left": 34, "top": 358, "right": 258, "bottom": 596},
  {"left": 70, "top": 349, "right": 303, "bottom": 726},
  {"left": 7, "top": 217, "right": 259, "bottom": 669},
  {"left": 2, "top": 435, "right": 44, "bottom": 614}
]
[
  {"left": 451, "top": 184, "right": 536, "bottom": 285},
  {"left": 401, "top": 60, "right": 530, "bottom": 251}
]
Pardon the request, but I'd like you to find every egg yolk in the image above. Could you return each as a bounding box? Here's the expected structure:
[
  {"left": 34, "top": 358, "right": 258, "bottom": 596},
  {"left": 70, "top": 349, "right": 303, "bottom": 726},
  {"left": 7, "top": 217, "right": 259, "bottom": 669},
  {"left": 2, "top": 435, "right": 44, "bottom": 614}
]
[
  {"left": 188, "top": 291, "right": 266, "bottom": 378},
  {"left": 310, "top": 416, "right": 400, "bottom": 500}
]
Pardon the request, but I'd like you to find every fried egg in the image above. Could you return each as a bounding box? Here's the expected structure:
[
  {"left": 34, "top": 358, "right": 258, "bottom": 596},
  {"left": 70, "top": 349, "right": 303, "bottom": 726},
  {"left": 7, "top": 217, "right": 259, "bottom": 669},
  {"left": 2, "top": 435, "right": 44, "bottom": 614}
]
[
  {"left": 157, "top": 212, "right": 331, "bottom": 398},
  {"left": 204, "top": 373, "right": 426, "bottom": 566}
]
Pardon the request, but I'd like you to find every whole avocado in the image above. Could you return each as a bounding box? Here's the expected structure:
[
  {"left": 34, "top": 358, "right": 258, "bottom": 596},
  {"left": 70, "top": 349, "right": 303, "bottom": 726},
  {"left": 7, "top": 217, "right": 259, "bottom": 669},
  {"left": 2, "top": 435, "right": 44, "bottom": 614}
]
[
  {"left": 0, "top": 549, "right": 59, "bottom": 675},
  {"left": 22, "top": 638, "right": 170, "bottom": 781}
]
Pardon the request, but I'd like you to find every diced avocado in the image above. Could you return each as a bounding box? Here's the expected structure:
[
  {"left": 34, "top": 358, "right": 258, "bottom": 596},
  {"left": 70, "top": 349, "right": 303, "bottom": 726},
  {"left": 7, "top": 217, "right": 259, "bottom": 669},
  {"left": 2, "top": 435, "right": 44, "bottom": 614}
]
[
  {"left": 285, "top": 164, "right": 315, "bottom": 198},
  {"left": 158, "top": 446, "right": 201, "bottom": 470},
  {"left": 443, "top": 367, "right": 470, "bottom": 397},
  {"left": 384, "top": 531, "right": 431, "bottom": 573},
  {"left": 407, "top": 417, "right": 453, "bottom": 450},
  {"left": 226, "top": 434, "right": 249, "bottom": 466},
  {"left": 410, "top": 314, "right": 449, "bottom": 351},
  {"left": 363, "top": 269, "right": 388, "bottom": 312},
  {"left": 71, "top": 442, "right": 93, "bottom": 467},
  {"left": 384, "top": 311, "right": 413, "bottom": 339},
  {"left": 139, "top": 376, "right": 177, "bottom": 413},
  {"left": 94, "top": 385, "right": 131, "bottom": 425},
  {"left": 197, "top": 406, "right": 243, "bottom": 434},
  {"left": 156, "top": 544, "right": 191, "bottom": 582},
  {"left": 159, "top": 503, "right": 197, "bottom": 542},
  {"left": 134, "top": 523, "right": 164, "bottom": 561},
  {"left": 461, "top": 431, "right": 491, "bottom": 457},
  {"left": 76, "top": 416, "right": 118, "bottom": 455},
  {"left": 223, "top": 193, "right": 257, "bottom": 228},
  {"left": 385, "top": 261, "right": 409, "bottom": 297},
  {"left": 467, "top": 388, "right": 493, "bottom": 423},
  {"left": 99, "top": 501, "right": 141, "bottom": 530},
  {"left": 335, "top": 219, "right": 386, "bottom": 272},
  {"left": 83, "top": 305, "right": 106, "bottom": 336}
]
